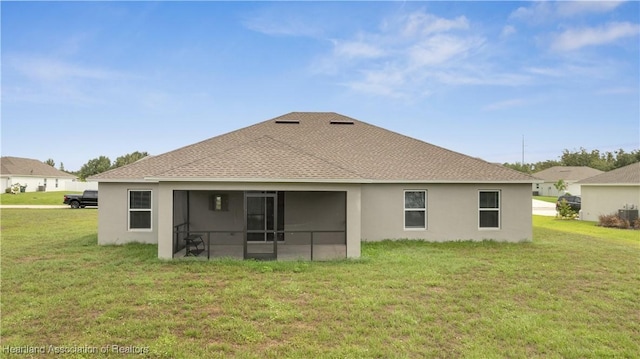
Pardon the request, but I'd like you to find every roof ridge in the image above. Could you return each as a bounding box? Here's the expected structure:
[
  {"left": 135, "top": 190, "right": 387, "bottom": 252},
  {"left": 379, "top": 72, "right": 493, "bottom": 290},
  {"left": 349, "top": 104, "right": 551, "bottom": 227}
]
[
  {"left": 153, "top": 134, "right": 366, "bottom": 179},
  {"left": 346, "top": 118, "right": 538, "bottom": 180},
  {"left": 150, "top": 134, "right": 275, "bottom": 178},
  {"left": 259, "top": 135, "right": 366, "bottom": 179}
]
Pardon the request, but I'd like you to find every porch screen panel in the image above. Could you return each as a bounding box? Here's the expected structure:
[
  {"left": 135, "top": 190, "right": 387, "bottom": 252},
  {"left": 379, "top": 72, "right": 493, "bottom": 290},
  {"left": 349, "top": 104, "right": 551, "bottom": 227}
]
[
  {"left": 247, "top": 197, "right": 265, "bottom": 230},
  {"left": 247, "top": 196, "right": 265, "bottom": 242}
]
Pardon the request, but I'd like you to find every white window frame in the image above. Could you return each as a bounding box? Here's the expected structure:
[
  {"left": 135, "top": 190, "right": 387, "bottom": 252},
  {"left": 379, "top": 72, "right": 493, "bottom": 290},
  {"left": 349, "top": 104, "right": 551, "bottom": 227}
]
[
  {"left": 478, "top": 190, "right": 500, "bottom": 230},
  {"left": 128, "top": 190, "right": 152, "bottom": 231},
  {"left": 404, "top": 190, "right": 427, "bottom": 230}
]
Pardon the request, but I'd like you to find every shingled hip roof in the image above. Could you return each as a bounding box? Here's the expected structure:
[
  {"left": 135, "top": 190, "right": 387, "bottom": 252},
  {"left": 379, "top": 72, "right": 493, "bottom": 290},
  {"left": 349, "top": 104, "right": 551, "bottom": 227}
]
[
  {"left": 90, "top": 112, "right": 536, "bottom": 184},
  {"left": 577, "top": 162, "right": 640, "bottom": 185},
  {"left": 532, "top": 166, "right": 604, "bottom": 182},
  {"left": 1, "top": 156, "right": 76, "bottom": 178}
]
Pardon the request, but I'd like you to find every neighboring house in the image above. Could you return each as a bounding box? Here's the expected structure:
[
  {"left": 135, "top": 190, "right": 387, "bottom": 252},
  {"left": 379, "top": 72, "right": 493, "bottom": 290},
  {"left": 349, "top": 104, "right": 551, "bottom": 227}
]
[
  {"left": 89, "top": 112, "right": 538, "bottom": 261},
  {"left": 577, "top": 162, "right": 640, "bottom": 222},
  {"left": 1, "top": 156, "right": 77, "bottom": 192},
  {"left": 532, "top": 166, "right": 603, "bottom": 196}
]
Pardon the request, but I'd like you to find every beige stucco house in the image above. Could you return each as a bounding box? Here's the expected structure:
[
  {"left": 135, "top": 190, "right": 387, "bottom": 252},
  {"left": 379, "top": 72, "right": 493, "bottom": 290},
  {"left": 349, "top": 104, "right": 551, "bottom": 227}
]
[
  {"left": 532, "top": 166, "right": 603, "bottom": 196},
  {"left": 1, "top": 156, "right": 77, "bottom": 192},
  {"left": 577, "top": 162, "right": 640, "bottom": 222},
  {"left": 89, "top": 112, "right": 537, "bottom": 260}
]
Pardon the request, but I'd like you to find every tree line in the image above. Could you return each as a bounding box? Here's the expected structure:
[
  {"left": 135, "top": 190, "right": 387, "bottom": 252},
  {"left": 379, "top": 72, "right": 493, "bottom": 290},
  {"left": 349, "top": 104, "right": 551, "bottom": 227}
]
[
  {"left": 44, "top": 151, "right": 149, "bottom": 180},
  {"left": 503, "top": 148, "right": 640, "bottom": 174}
]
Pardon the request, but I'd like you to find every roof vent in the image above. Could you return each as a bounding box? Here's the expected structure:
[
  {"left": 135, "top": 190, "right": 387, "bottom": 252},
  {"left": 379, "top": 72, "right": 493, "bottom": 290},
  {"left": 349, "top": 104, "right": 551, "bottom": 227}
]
[
  {"left": 329, "top": 120, "right": 354, "bottom": 125},
  {"left": 275, "top": 119, "right": 300, "bottom": 124}
]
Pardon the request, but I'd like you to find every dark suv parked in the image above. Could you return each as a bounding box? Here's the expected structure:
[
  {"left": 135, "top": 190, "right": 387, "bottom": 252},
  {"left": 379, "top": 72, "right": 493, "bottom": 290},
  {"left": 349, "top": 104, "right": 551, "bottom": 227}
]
[{"left": 556, "top": 195, "right": 581, "bottom": 212}]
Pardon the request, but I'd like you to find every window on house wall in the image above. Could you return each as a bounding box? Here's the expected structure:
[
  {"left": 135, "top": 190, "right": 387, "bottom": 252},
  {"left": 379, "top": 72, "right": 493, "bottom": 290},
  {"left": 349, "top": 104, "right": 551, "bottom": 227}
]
[
  {"left": 479, "top": 190, "right": 500, "bottom": 229},
  {"left": 404, "top": 190, "right": 426, "bottom": 229},
  {"left": 209, "top": 194, "right": 229, "bottom": 211},
  {"left": 55, "top": 179, "right": 59, "bottom": 188},
  {"left": 129, "top": 190, "right": 152, "bottom": 230}
]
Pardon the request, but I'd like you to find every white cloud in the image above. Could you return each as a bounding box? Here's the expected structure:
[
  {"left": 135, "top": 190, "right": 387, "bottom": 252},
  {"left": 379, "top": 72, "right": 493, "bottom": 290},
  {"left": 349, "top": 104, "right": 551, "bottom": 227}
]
[
  {"left": 242, "top": 9, "right": 323, "bottom": 37},
  {"left": 501, "top": 25, "right": 517, "bottom": 38},
  {"left": 551, "top": 22, "right": 640, "bottom": 51},
  {"left": 408, "top": 35, "right": 482, "bottom": 68},
  {"left": 525, "top": 66, "right": 565, "bottom": 77},
  {"left": 509, "top": 2, "right": 554, "bottom": 24},
  {"left": 313, "top": 10, "right": 512, "bottom": 99},
  {"left": 333, "top": 40, "right": 385, "bottom": 59},
  {"left": 2, "top": 54, "right": 142, "bottom": 107},
  {"left": 9, "top": 56, "right": 119, "bottom": 82},
  {"left": 345, "top": 66, "right": 408, "bottom": 98},
  {"left": 400, "top": 12, "right": 469, "bottom": 36},
  {"left": 556, "top": 1, "right": 625, "bottom": 17},
  {"left": 525, "top": 60, "right": 619, "bottom": 82},
  {"left": 510, "top": 1, "right": 625, "bottom": 23}
]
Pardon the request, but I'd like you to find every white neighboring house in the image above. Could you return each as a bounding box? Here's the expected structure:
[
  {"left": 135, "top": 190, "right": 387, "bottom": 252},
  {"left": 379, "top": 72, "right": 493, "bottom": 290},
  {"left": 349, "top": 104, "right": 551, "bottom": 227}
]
[
  {"left": 0, "top": 156, "right": 80, "bottom": 192},
  {"left": 577, "top": 162, "right": 640, "bottom": 222},
  {"left": 532, "top": 166, "right": 604, "bottom": 197}
]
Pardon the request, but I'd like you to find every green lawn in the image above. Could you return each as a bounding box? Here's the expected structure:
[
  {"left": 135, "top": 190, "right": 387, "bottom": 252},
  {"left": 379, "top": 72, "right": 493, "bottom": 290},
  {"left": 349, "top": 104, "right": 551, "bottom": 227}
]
[
  {"left": 533, "top": 195, "right": 557, "bottom": 203},
  {"left": 0, "top": 191, "right": 80, "bottom": 205},
  {"left": 1, "top": 210, "right": 638, "bottom": 358}
]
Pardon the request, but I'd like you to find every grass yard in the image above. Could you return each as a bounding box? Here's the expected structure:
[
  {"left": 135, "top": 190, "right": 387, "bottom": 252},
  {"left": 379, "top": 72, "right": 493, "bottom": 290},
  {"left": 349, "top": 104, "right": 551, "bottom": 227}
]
[
  {"left": 1, "top": 210, "right": 638, "bottom": 358},
  {"left": 0, "top": 191, "right": 80, "bottom": 205}
]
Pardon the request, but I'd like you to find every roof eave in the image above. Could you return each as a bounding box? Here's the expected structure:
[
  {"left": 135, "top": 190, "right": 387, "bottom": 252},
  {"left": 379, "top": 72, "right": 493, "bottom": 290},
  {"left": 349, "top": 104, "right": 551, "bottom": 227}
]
[
  {"left": 0, "top": 174, "right": 76, "bottom": 179},
  {"left": 89, "top": 178, "right": 159, "bottom": 183},
  {"left": 144, "top": 177, "right": 539, "bottom": 184},
  {"left": 579, "top": 182, "right": 640, "bottom": 186}
]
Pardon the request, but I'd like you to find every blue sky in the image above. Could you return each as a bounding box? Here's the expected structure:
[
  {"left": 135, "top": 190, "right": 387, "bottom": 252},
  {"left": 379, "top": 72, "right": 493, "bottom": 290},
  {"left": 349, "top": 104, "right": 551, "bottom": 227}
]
[{"left": 2, "top": 1, "right": 639, "bottom": 172}]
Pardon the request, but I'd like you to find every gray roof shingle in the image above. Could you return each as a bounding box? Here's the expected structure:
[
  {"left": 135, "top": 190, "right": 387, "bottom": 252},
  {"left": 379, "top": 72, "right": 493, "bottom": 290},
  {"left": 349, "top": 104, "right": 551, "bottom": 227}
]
[
  {"left": 532, "top": 166, "right": 603, "bottom": 182},
  {"left": 90, "top": 112, "right": 536, "bottom": 183},
  {"left": 1, "top": 156, "right": 76, "bottom": 178},
  {"left": 577, "top": 162, "right": 640, "bottom": 184}
]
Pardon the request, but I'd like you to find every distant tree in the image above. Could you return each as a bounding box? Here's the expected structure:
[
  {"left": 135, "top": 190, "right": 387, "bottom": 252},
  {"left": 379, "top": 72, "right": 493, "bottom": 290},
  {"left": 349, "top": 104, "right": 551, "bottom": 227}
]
[
  {"left": 505, "top": 148, "right": 639, "bottom": 174},
  {"left": 504, "top": 160, "right": 561, "bottom": 174},
  {"left": 561, "top": 148, "right": 614, "bottom": 171},
  {"left": 613, "top": 149, "right": 640, "bottom": 168},
  {"left": 44, "top": 158, "right": 55, "bottom": 167},
  {"left": 554, "top": 179, "right": 568, "bottom": 194},
  {"left": 78, "top": 156, "right": 111, "bottom": 180},
  {"left": 112, "top": 151, "right": 149, "bottom": 169},
  {"left": 531, "top": 160, "right": 562, "bottom": 173},
  {"left": 59, "top": 162, "right": 65, "bottom": 172},
  {"left": 503, "top": 162, "right": 533, "bottom": 174}
]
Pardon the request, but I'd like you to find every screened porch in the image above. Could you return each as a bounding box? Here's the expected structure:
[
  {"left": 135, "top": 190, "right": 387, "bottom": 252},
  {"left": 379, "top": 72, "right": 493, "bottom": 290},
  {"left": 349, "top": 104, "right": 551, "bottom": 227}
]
[{"left": 171, "top": 190, "right": 347, "bottom": 260}]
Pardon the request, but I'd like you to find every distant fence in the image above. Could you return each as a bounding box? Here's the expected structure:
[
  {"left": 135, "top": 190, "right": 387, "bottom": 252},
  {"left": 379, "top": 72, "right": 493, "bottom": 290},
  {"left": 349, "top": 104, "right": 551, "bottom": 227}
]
[{"left": 63, "top": 181, "right": 98, "bottom": 192}]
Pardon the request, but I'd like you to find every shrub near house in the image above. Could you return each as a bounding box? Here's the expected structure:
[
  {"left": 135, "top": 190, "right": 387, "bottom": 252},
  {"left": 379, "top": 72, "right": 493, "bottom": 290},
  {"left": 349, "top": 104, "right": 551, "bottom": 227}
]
[
  {"left": 598, "top": 213, "right": 640, "bottom": 229},
  {"left": 556, "top": 199, "right": 578, "bottom": 220}
]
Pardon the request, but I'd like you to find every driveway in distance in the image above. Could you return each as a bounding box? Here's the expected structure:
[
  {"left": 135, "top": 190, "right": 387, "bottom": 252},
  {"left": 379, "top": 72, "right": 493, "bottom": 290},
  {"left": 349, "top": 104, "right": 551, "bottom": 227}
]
[{"left": 532, "top": 199, "right": 556, "bottom": 216}]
